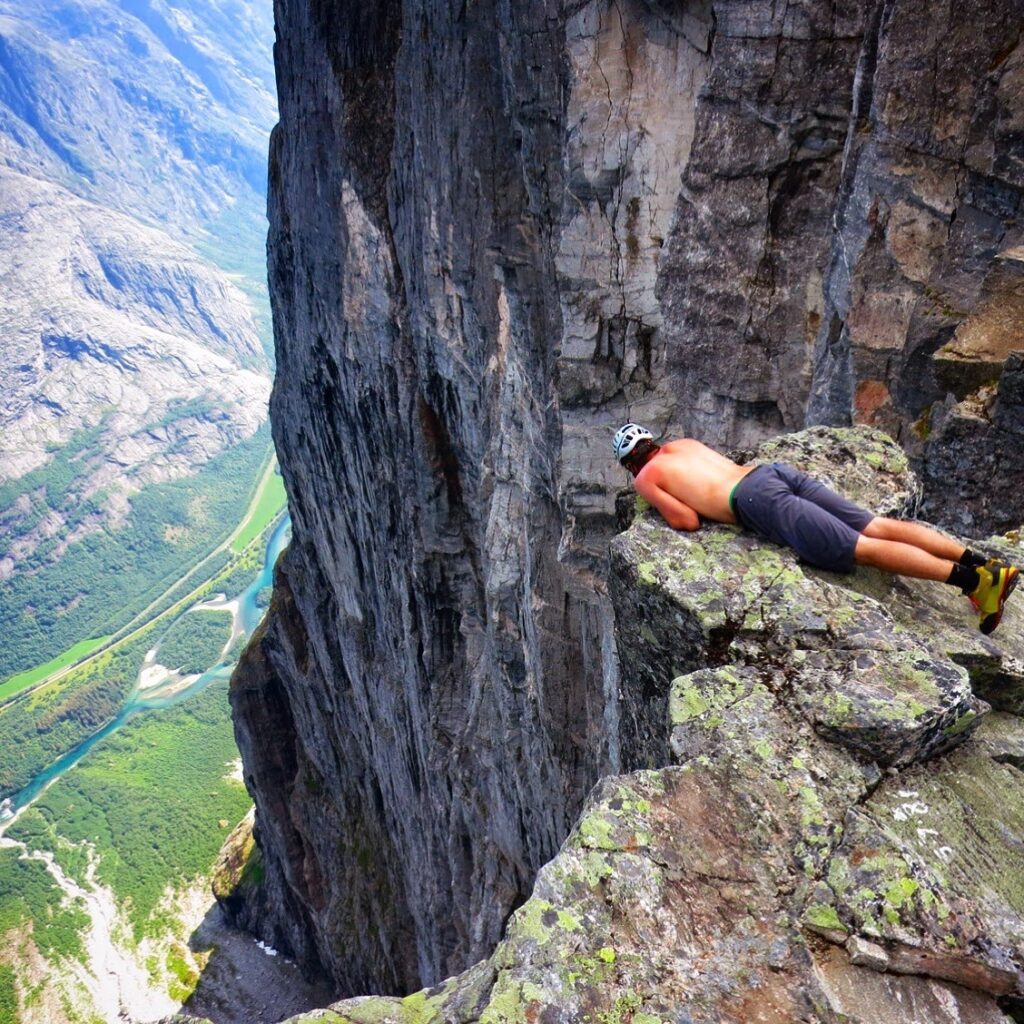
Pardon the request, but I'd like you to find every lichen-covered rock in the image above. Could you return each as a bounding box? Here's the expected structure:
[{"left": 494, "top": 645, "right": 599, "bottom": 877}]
[
  {"left": 257, "top": 428, "right": 1024, "bottom": 1023},
  {"left": 211, "top": 808, "right": 261, "bottom": 918},
  {"left": 275, "top": 766, "right": 1014, "bottom": 1024},
  {"left": 787, "top": 647, "right": 981, "bottom": 768},
  {"left": 604, "top": 426, "right": 1024, "bottom": 1011}
]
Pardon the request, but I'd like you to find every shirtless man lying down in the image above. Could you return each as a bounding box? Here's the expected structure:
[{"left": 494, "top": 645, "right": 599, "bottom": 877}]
[{"left": 612, "top": 423, "right": 1019, "bottom": 636}]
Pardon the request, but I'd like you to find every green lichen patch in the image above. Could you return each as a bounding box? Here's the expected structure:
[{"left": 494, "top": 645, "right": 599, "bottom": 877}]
[
  {"left": 569, "top": 780, "right": 659, "bottom": 858},
  {"left": 789, "top": 645, "right": 983, "bottom": 767},
  {"left": 819, "top": 817, "right": 955, "bottom": 948},
  {"left": 328, "top": 962, "right": 496, "bottom": 1024},
  {"left": 478, "top": 977, "right": 550, "bottom": 1024},
  {"left": 505, "top": 898, "right": 582, "bottom": 949},
  {"left": 668, "top": 665, "right": 754, "bottom": 727},
  {"left": 802, "top": 903, "right": 846, "bottom": 934},
  {"left": 551, "top": 849, "right": 616, "bottom": 895}
]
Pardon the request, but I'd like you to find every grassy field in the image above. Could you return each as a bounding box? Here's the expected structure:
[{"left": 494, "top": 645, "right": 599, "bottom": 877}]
[
  {"left": 230, "top": 467, "right": 286, "bottom": 554},
  {"left": 0, "top": 637, "right": 114, "bottom": 704},
  {"left": 6, "top": 681, "right": 251, "bottom": 941},
  {"left": 204, "top": 530, "right": 271, "bottom": 600}
]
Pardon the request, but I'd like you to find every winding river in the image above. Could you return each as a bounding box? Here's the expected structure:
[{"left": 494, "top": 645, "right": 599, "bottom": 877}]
[{"left": 1, "top": 515, "right": 291, "bottom": 823}]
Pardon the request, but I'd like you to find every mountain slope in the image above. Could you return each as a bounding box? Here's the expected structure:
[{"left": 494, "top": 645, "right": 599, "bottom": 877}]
[
  {"left": 0, "top": 0, "right": 274, "bottom": 235},
  {"left": 0, "top": 0, "right": 277, "bottom": 681},
  {"left": 0, "top": 168, "right": 268, "bottom": 494}
]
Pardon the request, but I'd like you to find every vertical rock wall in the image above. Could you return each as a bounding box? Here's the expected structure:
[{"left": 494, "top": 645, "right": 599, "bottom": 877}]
[{"left": 231, "top": 0, "right": 1024, "bottom": 997}]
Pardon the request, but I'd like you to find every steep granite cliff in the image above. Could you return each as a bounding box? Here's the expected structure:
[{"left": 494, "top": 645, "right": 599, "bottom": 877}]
[{"left": 232, "top": 0, "right": 1024, "bottom": 998}]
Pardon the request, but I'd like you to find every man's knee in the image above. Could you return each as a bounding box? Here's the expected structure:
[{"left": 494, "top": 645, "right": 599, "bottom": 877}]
[{"left": 860, "top": 516, "right": 889, "bottom": 539}]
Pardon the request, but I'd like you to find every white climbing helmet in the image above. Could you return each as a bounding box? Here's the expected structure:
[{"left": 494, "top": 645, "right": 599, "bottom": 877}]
[{"left": 613, "top": 423, "right": 653, "bottom": 462}]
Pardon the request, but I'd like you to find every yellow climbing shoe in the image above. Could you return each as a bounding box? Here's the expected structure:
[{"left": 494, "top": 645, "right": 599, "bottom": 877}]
[{"left": 969, "top": 561, "right": 1020, "bottom": 635}]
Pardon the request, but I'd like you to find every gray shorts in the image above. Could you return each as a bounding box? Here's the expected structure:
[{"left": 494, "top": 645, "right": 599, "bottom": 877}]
[{"left": 730, "top": 463, "right": 874, "bottom": 573}]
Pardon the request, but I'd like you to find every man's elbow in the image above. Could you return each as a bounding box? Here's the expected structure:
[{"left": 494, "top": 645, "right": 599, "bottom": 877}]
[{"left": 667, "top": 513, "right": 700, "bottom": 531}]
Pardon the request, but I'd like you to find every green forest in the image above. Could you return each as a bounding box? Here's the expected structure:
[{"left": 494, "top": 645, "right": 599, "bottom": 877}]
[
  {"left": 0, "top": 628, "right": 155, "bottom": 797},
  {"left": 0, "top": 424, "right": 272, "bottom": 681},
  {"left": 0, "top": 965, "right": 15, "bottom": 1024},
  {"left": 0, "top": 850, "right": 88, "bottom": 965},
  {"left": 0, "top": 680, "right": 250, "bottom": 1020},
  {"left": 7, "top": 681, "right": 251, "bottom": 940},
  {"left": 156, "top": 611, "right": 233, "bottom": 674},
  {"left": 0, "top": 508, "right": 285, "bottom": 801}
]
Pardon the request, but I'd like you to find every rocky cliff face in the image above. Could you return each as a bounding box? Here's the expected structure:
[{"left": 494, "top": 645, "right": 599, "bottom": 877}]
[
  {"left": 232, "top": 0, "right": 1024, "bottom": 1000},
  {"left": 215, "top": 426, "right": 1024, "bottom": 1024}
]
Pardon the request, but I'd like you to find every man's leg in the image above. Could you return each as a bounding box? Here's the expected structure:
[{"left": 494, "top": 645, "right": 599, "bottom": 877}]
[
  {"left": 855, "top": 525, "right": 1019, "bottom": 635},
  {"left": 757, "top": 467, "right": 1017, "bottom": 633},
  {"left": 861, "top": 517, "right": 966, "bottom": 562},
  {"left": 784, "top": 471, "right": 976, "bottom": 580},
  {"left": 853, "top": 534, "right": 955, "bottom": 581}
]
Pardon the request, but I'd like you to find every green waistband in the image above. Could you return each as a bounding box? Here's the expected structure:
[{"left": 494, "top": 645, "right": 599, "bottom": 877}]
[{"left": 729, "top": 479, "right": 742, "bottom": 516}]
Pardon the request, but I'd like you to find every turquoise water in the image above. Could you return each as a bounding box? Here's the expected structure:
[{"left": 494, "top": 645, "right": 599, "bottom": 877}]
[
  {"left": 239, "top": 512, "right": 290, "bottom": 634},
  {"left": 1, "top": 515, "right": 291, "bottom": 821}
]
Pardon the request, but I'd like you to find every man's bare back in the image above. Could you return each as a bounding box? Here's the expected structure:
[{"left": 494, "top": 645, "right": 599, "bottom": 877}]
[{"left": 633, "top": 439, "right": 753, "bottom": 531}]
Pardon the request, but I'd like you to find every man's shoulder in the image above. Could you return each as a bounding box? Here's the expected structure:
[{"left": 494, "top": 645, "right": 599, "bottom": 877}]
[{"left": 634, "top": 461, "right": 661, "bottom": 491}]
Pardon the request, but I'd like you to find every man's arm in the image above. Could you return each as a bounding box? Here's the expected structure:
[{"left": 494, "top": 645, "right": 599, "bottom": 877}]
[{"left": 635, "top": 477, "right": 700, "bottom": 531}]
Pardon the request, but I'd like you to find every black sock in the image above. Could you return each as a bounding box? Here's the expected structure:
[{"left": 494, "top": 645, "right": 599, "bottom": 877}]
[
  {"left": 947, "top": 563, "right": 980, "bottom": 593},
  {"left": 958, "top": 548, "right": 987, "bottom": 568}
]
